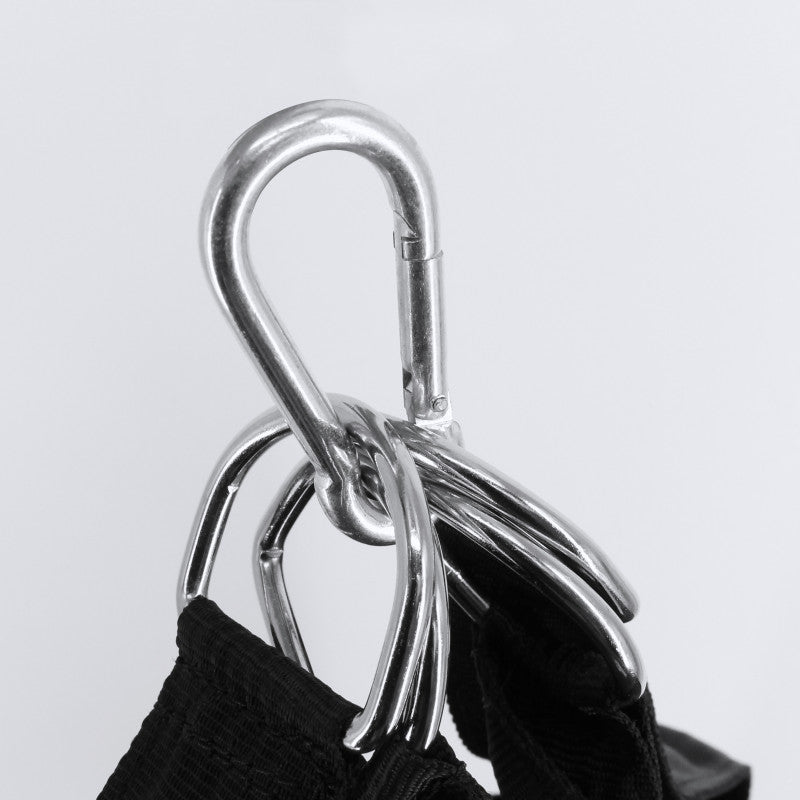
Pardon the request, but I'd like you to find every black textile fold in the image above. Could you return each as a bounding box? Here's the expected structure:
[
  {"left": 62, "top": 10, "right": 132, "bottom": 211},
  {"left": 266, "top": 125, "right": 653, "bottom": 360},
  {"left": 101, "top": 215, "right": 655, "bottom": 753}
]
[
  {"left": 440, "top": 521, "right": 751, "bottom": 800},
  {"left": 98, "top": 597, "right": 488, "bottom": 800},
  {"left": 99, "top": 537, "right": 751, "bottom": 799}
]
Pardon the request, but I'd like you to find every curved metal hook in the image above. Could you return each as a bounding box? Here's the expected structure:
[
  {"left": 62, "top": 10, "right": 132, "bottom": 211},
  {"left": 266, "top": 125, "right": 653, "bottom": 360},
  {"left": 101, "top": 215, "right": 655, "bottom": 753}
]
[
  {"left": 261, "top": 443, "right": 645, "bottom": 705},
  {"left": 395, "top": 421, "right": 639, "bottom": 622},
  {"left": 179, "top": 401, "right": 645, "bottom": 702},
  {"left": 180, "top": 397, "right": 442, "bottom": 753},
  {"left": 201, "top": 100, "right": 449, "bottom": 545},
  {"left": 257, "top": 441, "right": 450, "bottom": 749},
  {"left": 257, "top": 402, "right": 450, "bottom": 751},
  {"left": 179, "top": 404, "right": 637, "bottom": 623},
  {"left": 180, "top": 406, "right": 292, "bottom": 607},
  {"left": 429, "top": 487, "right": 645, "bottom": 700}
]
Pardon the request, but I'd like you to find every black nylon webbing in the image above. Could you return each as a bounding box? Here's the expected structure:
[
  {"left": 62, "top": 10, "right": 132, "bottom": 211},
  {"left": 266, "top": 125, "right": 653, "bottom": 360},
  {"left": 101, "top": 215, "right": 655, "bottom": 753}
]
[
  {"left": 440, "top": 521, "right": 751, "bottom": 800},
  {"left": 99, "top": 531, "right": 751, "bottom": 799},
  {"left": 98, "top": 597, "right": 488, "bottom": 800}
]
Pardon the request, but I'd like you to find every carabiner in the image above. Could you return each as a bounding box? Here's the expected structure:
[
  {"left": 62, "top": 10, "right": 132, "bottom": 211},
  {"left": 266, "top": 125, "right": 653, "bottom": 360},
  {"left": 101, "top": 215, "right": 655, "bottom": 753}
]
[{"left": 201, "top": 100, "right": 450, "bottom": 545}]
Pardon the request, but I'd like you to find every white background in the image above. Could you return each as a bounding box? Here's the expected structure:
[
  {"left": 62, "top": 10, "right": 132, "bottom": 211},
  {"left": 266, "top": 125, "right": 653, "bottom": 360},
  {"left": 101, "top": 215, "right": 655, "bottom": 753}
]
[{"left": 2, "top": 3, "right": 798, "bottom": 797}]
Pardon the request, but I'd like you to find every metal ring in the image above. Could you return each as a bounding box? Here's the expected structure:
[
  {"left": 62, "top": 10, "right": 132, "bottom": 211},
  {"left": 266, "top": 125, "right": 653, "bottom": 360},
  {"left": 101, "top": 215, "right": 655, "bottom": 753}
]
[
  {"left": 179, "top": 401, "right": 646, "bottom": 703},
  {"left": 256, "top": 401, "right": 450, "bottom": 751},
  {"left": 257, "top": 415, "right": 645, "bottom": 706},
  {"left": 393, "top": 420, "right": 638, "bottom": 622},
  {"left": 179, "top": 397, "right": 442, "bottom": 753},
  {"left": 201, "top": 100, "right": 450, "bottom": 545},
  {"left": 179, "top": 403, "right": 637, "bottom": 623}
]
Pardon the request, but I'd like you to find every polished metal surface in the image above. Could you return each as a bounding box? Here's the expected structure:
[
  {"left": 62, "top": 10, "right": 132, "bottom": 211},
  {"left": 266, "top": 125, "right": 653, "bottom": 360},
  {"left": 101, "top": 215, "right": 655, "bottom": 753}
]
[
  {"left": 256, "top": 409, "right": 451, "bottom": 751},
  {"left": 179, "top": 398, "right": 645, "bottom": 703},
  {"left": 255, "top": 460, "right": 316, "bottom": 671},
  {"left": 441, "top": 557, "right": 491, "bottom": 620},
  {"left": 431, "top": 486, "right": 645, "bottom": 700},
  {"left": 331, "top": 402, "right": 444, "bottom": 752},
  {"left": 261, "top": 441, "right": 645, "bottom": 703},
  {"left": 180, "top": 402, "right": 637, "bottom": 623},
  {"left": 179, "top": 407, "right": 293, "bottom": 608},
  {"left": 396, "top": 423, "right": 638, "bottom": 622},
  {"left": 201, "top": 100, "right": 451, "bottom": 545},
  {"left": 182, "top": 396, "right": 446, "bottom": 753},
  {"left": 399, "top": 533, "right": 449, "bottom": 751},
  {"left": 181, "top": 99, "right": 648, "bottom": 759}
]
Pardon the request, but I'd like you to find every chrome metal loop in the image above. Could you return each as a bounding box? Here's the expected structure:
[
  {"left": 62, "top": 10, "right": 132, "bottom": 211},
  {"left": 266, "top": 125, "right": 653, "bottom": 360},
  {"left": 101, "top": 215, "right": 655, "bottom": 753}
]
[
  {"left": 361, "top": 467, "right": 644, "bottom": 700},
  {"left": 257, "top": 402, "right": 451, "bottom": 751},
  {"left": 394, "top": 421, "right": 638, "bottom": 622},
  {"left": 179, "top": 401, "right": 646, "bottom": 703},
  {"left": 262, "top": 427, "right": 645, "bottom": 704},
  {"left": 180, "top": 407, "right": 292, "bottom": 607},
  {"left": 180, "top": 403, "right": 638, "bottom": 623},
  {"left": 430, "top": 486, "right": 645, "bottom": 700},
  {"left": 201, "top": 100, "right": 451, "bottom": 545},
  {"left": 400, "top": 533, "right": 449, "bottom": 750},
  {"left": 180, "top": 396, "right": 444, "bottom": 753}
]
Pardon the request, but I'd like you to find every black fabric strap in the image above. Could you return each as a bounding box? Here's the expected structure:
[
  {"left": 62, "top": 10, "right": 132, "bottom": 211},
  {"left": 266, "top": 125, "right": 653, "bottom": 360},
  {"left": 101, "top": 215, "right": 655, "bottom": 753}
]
[
  {"left": 99, "top": 534, "right": 751, "bottom": 799},
  {"left": 440, "top": 522, "right": 751, "bottom": 800},
  {"left": 99, "top": 597, "right": 488, "bottom": 800}
]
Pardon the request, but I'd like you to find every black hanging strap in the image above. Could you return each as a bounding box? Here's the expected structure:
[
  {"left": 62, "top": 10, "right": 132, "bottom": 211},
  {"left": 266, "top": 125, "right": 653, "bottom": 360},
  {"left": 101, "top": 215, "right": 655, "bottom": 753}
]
[
  {"left": 98, "top": 597, "right": 488, "bottom": 800},
  {"left": 440, "top": 521, "right": 751, "bottom": 800},
  {"left": 99, "top": 534, "right": 751, "bottom": 799}
]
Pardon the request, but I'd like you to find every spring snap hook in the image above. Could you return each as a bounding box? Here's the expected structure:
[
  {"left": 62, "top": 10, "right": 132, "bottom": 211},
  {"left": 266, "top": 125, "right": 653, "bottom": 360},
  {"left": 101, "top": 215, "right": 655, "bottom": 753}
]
[{"left": 201, "top": 100, "right": 450, "bottom": 545}]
